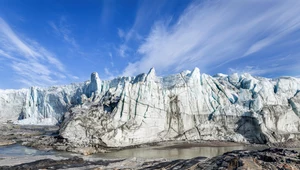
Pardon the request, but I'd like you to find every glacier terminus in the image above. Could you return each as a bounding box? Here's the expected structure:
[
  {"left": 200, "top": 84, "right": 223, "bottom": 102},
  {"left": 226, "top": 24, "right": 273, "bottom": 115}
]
[{"left": 1, "top": 68, "right": 300, "bottom": 150}]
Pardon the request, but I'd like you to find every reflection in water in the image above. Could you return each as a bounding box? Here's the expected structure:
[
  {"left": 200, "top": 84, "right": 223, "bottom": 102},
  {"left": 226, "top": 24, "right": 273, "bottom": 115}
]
[
  {"left": 0, "top": 144, "right": 52, "bottom": 156},
  {"left": 95, "top": 145, "right": 267, "bottom": 159},
  {"left": 0, "top": 144, "right": 268, "bottom": 159}
]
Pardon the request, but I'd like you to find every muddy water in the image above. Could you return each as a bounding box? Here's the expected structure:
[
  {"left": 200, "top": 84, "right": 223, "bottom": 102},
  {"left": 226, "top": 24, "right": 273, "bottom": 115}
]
[
  {"left": 0, "top": 144, "right": 53, "bottom": 156},
  {"left": 93, "top": 144, "right": 268, "bottom": 159},
  {"left": 0, "top": 125, "right": 268, "bottom": 160},
  {"left": 0, "top": 143, "right": 267, "bottom": 160},
  {"left": 0, "top": 144, "right": 76, "bottom": 158}
]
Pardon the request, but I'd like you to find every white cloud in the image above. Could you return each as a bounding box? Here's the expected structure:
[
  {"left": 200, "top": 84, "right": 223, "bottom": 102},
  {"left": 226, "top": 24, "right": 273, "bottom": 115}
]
[
  {"left": 104, "top": 67, "right": 115, "bottom": 80},
  {"left": 118, "top": 44, "right": 128, "bottom": 58},
  {"left": 65, "top": 74, "right": 79, "bottom": 80},
  {"left": 0, "top": 49, "right": 16, "bottom": 60},
  {"left": 0, "top": 18, "right": 38, "bottom": 58},
  {"left": 228, "top": 66, "right": 275, "bottom": 76},
  {"left": 115, "top": 1, "right": 156, "bottom": 59},
  {"left": 228, "top": 62, "right": 300, "bottom": 77},
  {"left": 108, "top": 52, "right": 114, "bottom": 67},
  {"left": 104, "top": 67, "right": 111, "bottom": 75},
  {"left": 49, "top": 17, "right": 78, "bottom": 48},
  {"left": 70, "top": 75, "right": 79, "bottom": 80},
  {"left": 108, "top": 52, "right": 112, "bottom": 59},
  {"left": 118, "top": 28, "right": 125, "bottom": 38},
  {"left": 122, "top": 0, "right": 300, "bottom": 77},
  {"left": 0, "top": 17, "right": 69, "bottom": 87}
]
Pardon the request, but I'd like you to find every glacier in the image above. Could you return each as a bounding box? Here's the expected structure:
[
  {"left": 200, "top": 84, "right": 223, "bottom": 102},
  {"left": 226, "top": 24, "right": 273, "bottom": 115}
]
[
  {"left": 0, "top": 72, "right": 102, "bottom": 125},
  {"left": 1, "top": 68, "right": 300, "bottom": 148}
]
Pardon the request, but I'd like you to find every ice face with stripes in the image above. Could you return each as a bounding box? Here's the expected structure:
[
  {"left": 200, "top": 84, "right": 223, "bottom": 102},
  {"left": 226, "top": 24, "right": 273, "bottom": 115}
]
[
  {"left": 1, "top": 68, "right": 300, "bottom": 147},
  {"left": 60, "top": 68, "right": 300, "bottom": 147}
]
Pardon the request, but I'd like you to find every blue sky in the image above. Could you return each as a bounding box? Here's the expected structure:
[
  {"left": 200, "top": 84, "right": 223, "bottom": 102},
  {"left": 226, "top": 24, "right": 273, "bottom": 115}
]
[{"left": 0, "top": 0, "right": 300, "bottom": 89}]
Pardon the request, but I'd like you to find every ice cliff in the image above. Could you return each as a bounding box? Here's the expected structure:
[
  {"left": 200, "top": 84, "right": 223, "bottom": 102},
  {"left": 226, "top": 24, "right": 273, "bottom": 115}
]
[
  {"left": 1, "top": 68, "right": 300, "bottom": 147},
  {"left": 0, "top": 72, "right": 102, "bottom": 125}
]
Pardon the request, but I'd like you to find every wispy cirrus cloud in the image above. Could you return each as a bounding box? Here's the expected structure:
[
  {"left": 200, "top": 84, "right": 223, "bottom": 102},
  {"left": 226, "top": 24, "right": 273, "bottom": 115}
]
[
  {"left": 228, "top": 65, "right": 286, "bottom": 77},
  {"left": 233, "top": 53, "right": 300, "bottom": 76},
  {"left": 49, "top": 16, "right": 78, "bottom": 48},
  {"left": 0, "top": 17, "right": 72, "bottom": 87},
  {"left": 117, "top": 28, "right": 125, "bottom": 39},
  {"left": 115, "top": 0, "right": 163, "bottom": 59},
  {"left": 104, "top": 67, "right": 115, "bottom": 80},
  {"left": 122, "top": 0, "right": 300, "bottom": 77},
  {"left": 108, "top": 52, "right": 114, "bottom": 67}
]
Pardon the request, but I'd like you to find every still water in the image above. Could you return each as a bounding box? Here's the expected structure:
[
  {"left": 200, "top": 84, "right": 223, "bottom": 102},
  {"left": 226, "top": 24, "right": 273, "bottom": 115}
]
[
  {"left": 0, "top": 144, "right": 267, "bottom": 160},
  {"left": 0, "top": 144, "right": 53, "bottom": 156},
  {"left": 94, "top": 145, "right": 267, "bottom": 159}
]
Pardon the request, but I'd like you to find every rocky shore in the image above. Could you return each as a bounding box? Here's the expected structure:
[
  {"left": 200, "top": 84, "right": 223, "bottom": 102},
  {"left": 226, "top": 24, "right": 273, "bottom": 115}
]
[
  {"left": 1, "top": 148, "right": 300, "bottom": 169},
  {"left": 0, "top": 123, "right": 59, "bottom": 150},
  {"left": 1, "top": 124, "right": 300, "bottom": 169},
  {"left": 0, "top": 123, "right": 263, "bottom": 155},
  {"left": 1, "top": 69, "right": 300, "bottom": 169}
]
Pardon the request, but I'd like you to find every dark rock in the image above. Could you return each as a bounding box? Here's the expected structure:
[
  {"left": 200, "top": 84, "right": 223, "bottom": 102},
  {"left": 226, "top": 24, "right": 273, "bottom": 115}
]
[
  {"left": 1, "top": 148, "right": 300, "bottom": 169},
  {"left": 0, "top": 157, "right": 123, "bottom": 170}
]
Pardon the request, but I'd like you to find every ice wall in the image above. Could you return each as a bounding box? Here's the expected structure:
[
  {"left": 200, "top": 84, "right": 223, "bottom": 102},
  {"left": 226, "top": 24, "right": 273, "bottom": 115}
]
[
  {"left": 59, "top": 68, "right": 300, "bottom": 147},
  {"left": 1, "top": 68, "right": 300, "bottom": 147},
  {"left": 0, "top": 72, "right": 103, "bottom": 125}
]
